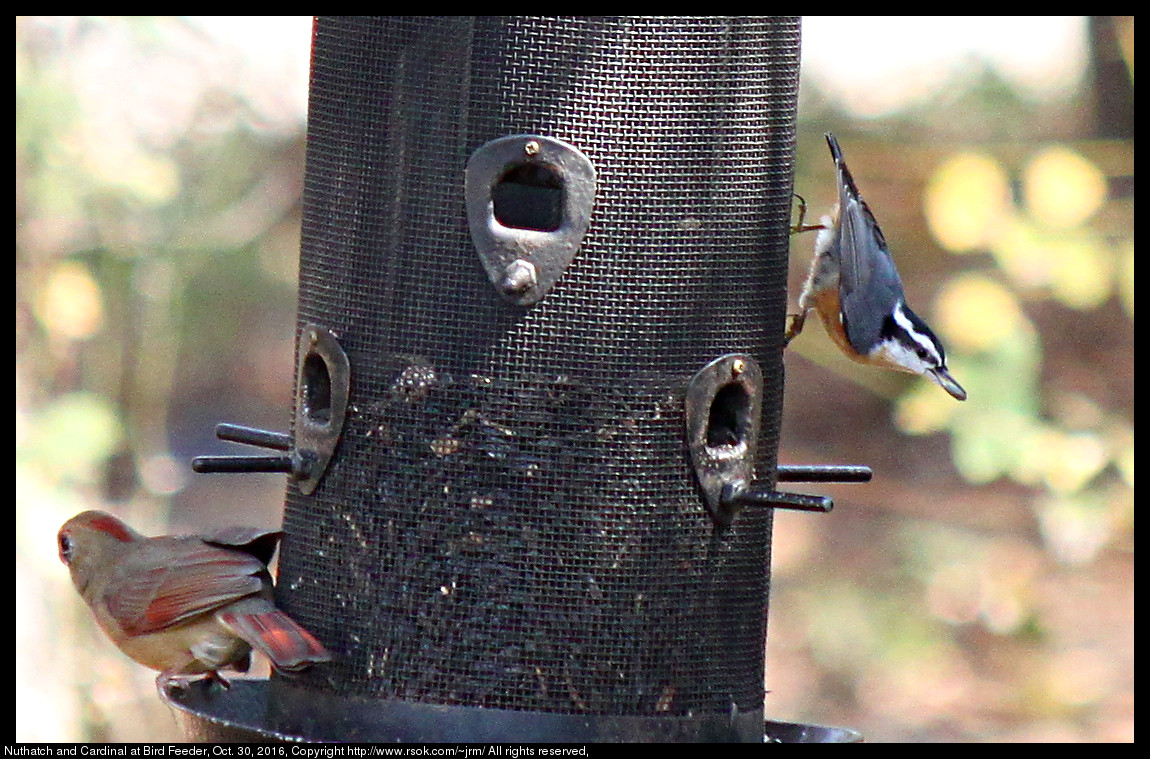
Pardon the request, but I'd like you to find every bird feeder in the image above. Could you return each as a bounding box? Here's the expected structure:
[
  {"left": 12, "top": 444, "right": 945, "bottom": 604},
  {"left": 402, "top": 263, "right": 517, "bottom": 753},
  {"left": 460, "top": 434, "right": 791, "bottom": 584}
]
[{"left": 168, "top": 16, "right": 864, "bottom": 743}]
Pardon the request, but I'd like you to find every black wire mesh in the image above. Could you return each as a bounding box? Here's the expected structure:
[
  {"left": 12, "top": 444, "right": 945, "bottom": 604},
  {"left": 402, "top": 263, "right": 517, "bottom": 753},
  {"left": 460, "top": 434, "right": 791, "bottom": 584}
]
[{"left": 274, "top": 16, "right": 799, "bottom": 726}]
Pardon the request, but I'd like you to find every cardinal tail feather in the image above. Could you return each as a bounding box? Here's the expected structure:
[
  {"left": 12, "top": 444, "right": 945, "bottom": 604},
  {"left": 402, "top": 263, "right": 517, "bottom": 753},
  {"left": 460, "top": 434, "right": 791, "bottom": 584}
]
[{"left": 217, "top": 608, "right": 331, "bottom": 672}]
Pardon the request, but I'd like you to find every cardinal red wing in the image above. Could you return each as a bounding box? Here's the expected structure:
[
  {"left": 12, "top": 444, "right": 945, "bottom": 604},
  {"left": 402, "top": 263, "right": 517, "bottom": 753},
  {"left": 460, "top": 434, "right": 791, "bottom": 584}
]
[{"left": 101, "top": 535, "right": 266, "bottom": 636}]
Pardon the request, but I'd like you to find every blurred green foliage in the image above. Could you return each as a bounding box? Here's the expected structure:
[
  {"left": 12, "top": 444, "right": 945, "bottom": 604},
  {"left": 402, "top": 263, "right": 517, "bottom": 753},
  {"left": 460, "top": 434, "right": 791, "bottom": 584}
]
[
  {"left": 904, "top": 140, "right": 1134, "bottom": 565},
  {"left": 780, "top": 16, "right": 1131, "bottom": 742},
  {"left": 17, "top": 16, "right": 308, "bottom": 742}
]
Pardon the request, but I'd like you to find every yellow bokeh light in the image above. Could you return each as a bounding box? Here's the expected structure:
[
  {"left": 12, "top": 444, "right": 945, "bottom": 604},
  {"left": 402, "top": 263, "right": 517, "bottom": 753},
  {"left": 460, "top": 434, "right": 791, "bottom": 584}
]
[
  {"left": 933, "top": 274, "right": 1028, "bottom": 353},
  {"left": 992, "top": 217, "right": 1115, "bottom": 308},
  {"left": 35, "top": 262, "right": 105, "bottom": 340},
  {"left": 1022, "top": 146, "right": 1107, "bottom": 230},
  {"left": 1021, "top": 428, "right": 1109, "bottom": 494},
  {"left": 1047, "top": 235, "right": 1114, "bottom": 310},
  {"left": 895, "top": 383, "right": 956, "bottom": 436},
  {"left": 991, "top": 216, "right": 1050, "bottom": 289},
  {"left": 1114, "top": 434, "right": 1134, "bottom": 488},
  {"left": 84, "top": 146, "right": 181, "bottom": 207},
  {"left": 924, "top": 152, "right": 1011, "bottom": 253},
  {"left": 1117, "top": 238, "right": 1134, "bottom": 317}
]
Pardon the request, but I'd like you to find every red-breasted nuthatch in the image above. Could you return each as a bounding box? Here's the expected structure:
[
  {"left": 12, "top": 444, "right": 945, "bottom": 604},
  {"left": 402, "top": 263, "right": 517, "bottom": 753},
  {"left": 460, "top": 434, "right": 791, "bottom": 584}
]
[{"left": 786, "top": 133, "right": 967, "bottom": 401}]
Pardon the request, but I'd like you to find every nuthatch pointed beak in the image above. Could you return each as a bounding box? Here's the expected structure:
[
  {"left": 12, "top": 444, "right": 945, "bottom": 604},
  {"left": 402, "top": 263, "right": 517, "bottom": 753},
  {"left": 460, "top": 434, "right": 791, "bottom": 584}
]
[{"left": 929, "top": 367, "right": 967, "bottom": 401}]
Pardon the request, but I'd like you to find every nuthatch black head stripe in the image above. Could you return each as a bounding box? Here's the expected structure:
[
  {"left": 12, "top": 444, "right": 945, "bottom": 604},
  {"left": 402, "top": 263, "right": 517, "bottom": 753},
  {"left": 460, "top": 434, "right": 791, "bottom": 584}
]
[{"left": 785, "top": 133, "right": 966, "bottom": 401}]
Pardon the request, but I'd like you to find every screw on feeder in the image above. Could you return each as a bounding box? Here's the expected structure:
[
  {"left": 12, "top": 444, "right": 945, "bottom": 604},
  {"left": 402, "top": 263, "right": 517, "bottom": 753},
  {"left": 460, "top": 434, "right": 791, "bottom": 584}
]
[
  {"left": 524, "top": 140, "right": 541, "bottom": 156},
  {"left": 499, "top": 259, "right": 537, "bottom": 296}
]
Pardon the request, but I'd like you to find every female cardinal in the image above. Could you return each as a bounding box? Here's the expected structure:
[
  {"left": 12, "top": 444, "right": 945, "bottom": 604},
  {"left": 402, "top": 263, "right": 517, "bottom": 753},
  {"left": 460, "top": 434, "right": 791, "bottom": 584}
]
[{"left": 57, "top": 510, "right": 331, "bottom": 684}]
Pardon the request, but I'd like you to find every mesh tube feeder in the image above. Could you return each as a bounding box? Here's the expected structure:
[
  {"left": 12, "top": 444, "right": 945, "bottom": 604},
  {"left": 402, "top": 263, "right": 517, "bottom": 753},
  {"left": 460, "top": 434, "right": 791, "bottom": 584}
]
[{"left": 166, "top": 16, "right": 865, "bottom": 743}]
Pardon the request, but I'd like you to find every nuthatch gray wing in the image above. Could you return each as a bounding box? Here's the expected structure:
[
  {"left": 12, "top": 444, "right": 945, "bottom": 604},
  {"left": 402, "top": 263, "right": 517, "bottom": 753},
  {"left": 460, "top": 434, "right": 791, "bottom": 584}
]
[{"left": 786, "top": 133, "right": 966, "bottom": 401}]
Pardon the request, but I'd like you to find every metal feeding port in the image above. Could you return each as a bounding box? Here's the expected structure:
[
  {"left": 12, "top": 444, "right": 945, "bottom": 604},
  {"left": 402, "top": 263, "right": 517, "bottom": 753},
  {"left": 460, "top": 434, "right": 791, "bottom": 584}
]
[
  {"left": 192, "top": 323, "right": 350, "bottom": 495},
  {"left": 466, "top": 134, "right": 597, "bottom": 306},
  {"left": 685, "top": 353, "right": 872, "bottom": 527},
  {"left": 181, "top": 16, "right": 865, "bottom": 743}
]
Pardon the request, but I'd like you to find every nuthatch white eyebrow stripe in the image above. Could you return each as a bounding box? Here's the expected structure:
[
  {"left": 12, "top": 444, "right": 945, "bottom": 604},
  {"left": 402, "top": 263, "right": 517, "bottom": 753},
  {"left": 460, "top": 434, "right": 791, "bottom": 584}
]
[{"left": 785, "top": 133, "right": 966, "bottom": 401}]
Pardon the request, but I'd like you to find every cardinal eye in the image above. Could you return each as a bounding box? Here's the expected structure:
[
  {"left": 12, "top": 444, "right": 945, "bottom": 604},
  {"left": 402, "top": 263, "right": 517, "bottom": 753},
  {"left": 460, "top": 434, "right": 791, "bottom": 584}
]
[{"left": 58, "top": 532, "right": 73, "bottom": 564}]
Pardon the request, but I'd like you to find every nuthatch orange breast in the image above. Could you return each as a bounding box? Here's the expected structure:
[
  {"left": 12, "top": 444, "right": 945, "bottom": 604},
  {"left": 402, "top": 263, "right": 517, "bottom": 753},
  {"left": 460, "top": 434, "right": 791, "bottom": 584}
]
[{"left": 786, "top": 133, "right": 966, "bottom": 401}]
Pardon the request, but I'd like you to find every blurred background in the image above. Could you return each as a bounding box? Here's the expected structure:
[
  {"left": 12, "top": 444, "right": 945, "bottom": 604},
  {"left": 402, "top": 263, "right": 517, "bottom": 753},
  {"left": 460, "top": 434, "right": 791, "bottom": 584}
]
[{"left": 15, "top": 16, "right": 1133, "bottom": 743}]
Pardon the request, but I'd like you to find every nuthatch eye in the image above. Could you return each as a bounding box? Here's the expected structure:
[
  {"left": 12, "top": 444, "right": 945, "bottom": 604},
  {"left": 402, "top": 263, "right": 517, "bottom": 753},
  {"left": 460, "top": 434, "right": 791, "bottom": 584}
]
[{"left": 786, "top": 133, "right": 966, "bottom": 401}]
